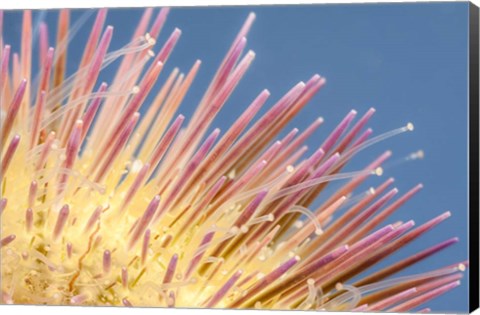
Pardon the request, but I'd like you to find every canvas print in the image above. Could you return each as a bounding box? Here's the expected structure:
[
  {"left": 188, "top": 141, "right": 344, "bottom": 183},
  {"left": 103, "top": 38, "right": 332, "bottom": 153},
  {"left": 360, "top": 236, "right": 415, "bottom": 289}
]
[{"left": 0, "top": 2, "right": 478, "bottom": 313}]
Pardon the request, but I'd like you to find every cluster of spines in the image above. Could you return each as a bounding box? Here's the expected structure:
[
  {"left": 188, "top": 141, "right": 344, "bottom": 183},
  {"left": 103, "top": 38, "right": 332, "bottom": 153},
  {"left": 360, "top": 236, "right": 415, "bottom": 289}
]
[{"left": 0, "top": 7, "right": 466, "bottom": 311}]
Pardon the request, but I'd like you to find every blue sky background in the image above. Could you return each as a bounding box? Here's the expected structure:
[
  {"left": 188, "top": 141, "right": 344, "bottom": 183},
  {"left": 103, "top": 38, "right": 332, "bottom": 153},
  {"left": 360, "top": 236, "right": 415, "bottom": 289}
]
[{"left": 2, "top": 2, "right": 470, "bottom": 312}]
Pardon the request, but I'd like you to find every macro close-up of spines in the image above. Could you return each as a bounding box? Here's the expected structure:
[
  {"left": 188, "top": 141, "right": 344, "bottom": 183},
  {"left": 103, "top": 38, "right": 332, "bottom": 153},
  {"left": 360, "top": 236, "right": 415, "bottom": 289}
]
[{"left": 0, "top": 5, "right": 470, "bottom": 312}]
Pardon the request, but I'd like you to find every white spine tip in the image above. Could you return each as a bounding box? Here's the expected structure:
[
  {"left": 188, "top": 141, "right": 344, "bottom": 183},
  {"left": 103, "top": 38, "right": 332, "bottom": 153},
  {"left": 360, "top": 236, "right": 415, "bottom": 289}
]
[{"left": 374, "top": 167, "right": 383, "bottom": 176}]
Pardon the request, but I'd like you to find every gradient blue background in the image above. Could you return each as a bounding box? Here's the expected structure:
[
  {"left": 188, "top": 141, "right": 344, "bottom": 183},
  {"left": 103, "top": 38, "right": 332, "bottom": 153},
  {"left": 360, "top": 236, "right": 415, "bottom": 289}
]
[{"left": 2, "top": 2, "right": 470, "bottom": 312}]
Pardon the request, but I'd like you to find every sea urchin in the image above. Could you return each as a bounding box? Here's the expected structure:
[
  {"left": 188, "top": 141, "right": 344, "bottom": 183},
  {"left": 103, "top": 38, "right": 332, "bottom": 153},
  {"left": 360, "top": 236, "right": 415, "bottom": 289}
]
[{"left": 0, "top": 7, "right": 468, "bottom": 311}]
